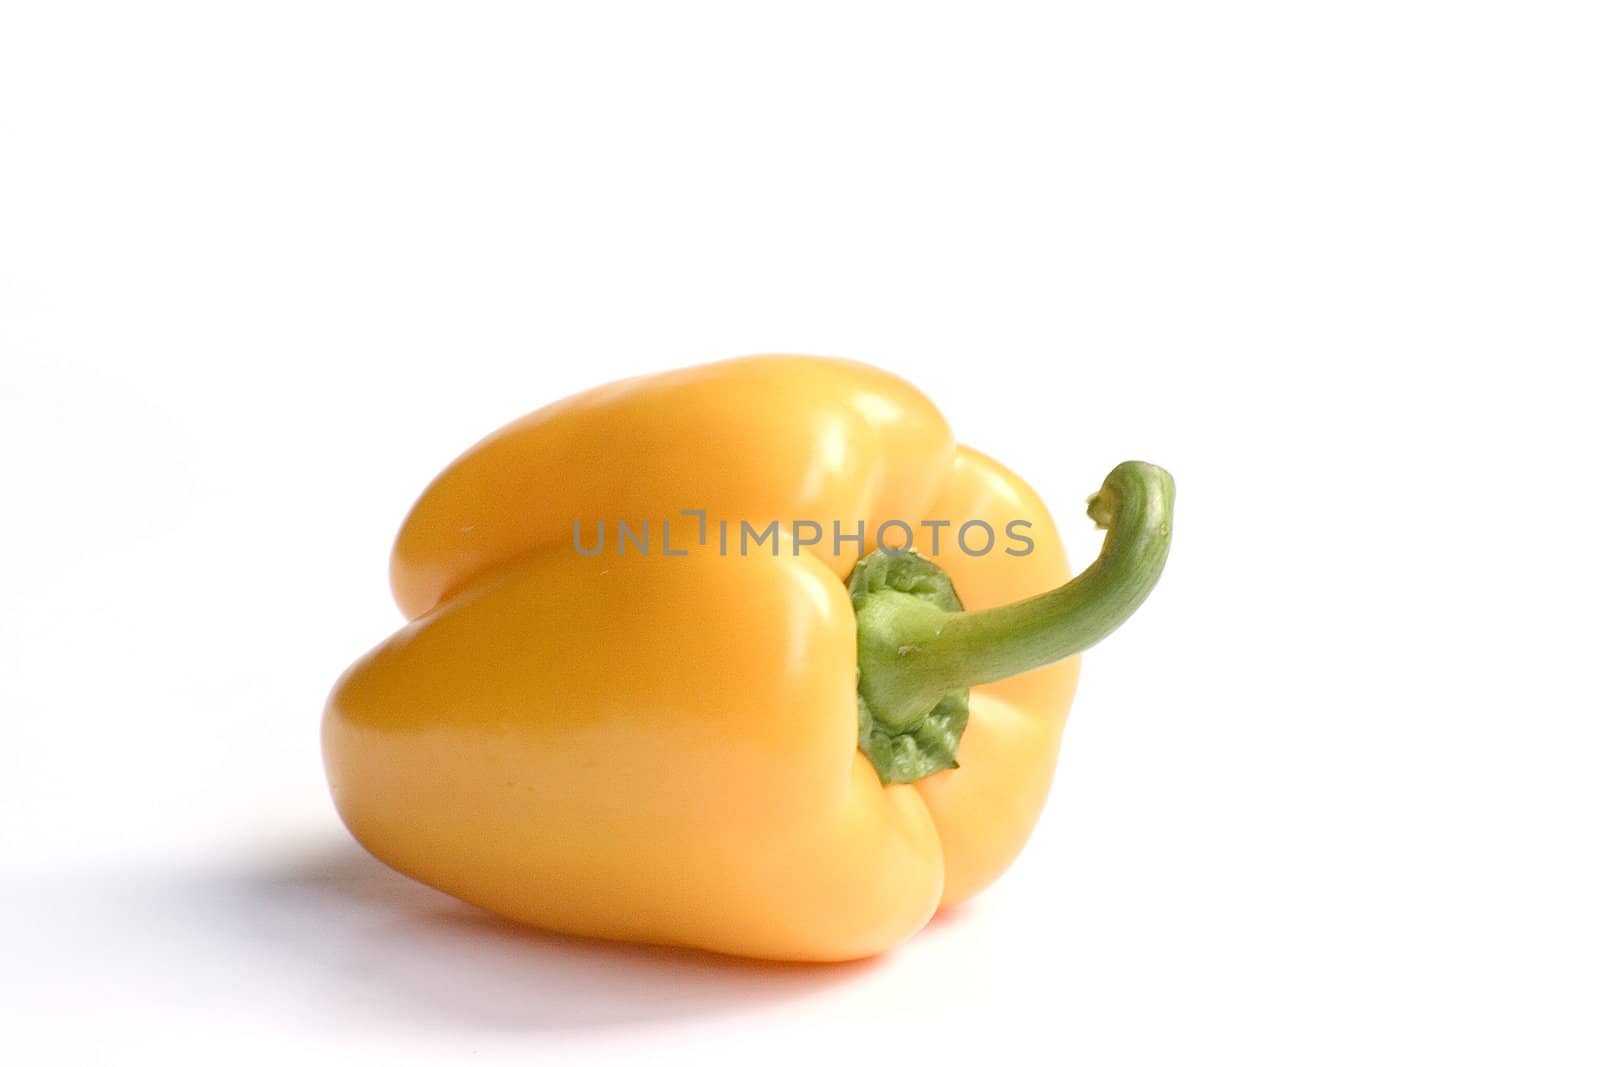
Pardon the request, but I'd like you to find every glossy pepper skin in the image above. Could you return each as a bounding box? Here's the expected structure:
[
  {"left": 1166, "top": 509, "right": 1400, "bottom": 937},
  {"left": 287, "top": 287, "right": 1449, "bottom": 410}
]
[{"left": 324, "top": 355, "right": 1171, "bottom": 961}]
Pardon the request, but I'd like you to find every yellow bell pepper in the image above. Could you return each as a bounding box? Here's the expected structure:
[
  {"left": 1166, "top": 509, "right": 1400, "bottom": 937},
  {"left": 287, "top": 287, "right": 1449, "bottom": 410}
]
[{"left": 324, "top": 355, "right": 1173, "bottom": 961}]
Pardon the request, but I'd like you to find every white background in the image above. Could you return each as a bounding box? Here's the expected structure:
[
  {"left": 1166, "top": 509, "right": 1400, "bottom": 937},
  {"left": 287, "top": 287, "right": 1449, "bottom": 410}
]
[{"left": 2, "top": 2, "right": 1596, "bottom": 1063}]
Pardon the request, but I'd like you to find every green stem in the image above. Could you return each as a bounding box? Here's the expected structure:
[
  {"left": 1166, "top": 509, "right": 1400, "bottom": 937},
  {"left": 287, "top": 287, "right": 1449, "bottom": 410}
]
[
  {"left": 925, "top": 459, "right": 1172, "bottom": 690},
  {"left": 853, "top": 461, "right": 1174, "bottom": 779}
]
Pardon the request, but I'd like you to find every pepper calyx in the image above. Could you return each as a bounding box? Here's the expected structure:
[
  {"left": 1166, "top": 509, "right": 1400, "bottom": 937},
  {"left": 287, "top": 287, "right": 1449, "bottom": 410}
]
[{"left": 849, "top": 551, "right": 969, "bottom": 784}]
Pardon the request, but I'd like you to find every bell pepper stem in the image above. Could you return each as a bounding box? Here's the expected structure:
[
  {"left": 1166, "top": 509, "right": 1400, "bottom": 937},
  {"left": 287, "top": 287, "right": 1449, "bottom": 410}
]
[
  {"left": 856, "top": 461, "right": 1174, "bottom": 732},
  {"left": 933, "top": 459, "right": 1174, "bottom": 686}
]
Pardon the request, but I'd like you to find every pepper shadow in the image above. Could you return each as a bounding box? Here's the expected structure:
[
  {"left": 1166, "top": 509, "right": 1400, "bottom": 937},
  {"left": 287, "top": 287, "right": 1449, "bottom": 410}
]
[{"left": 195, "top": 836, "right": 881, "bottom": 1032}]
